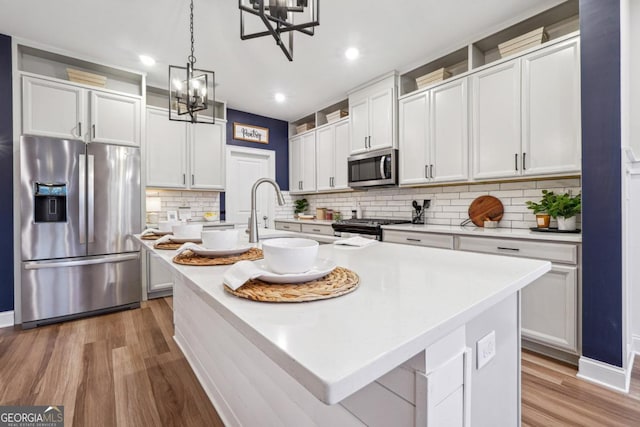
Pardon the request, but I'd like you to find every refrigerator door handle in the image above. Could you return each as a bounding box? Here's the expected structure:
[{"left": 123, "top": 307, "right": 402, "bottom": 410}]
[
  {"left": 79, "top": 154, "right": 86, "bottom": 244},
  {"left": 88, "top": 154, "right": 95, "bottom": 243},
  {"left": 24, "top": 253, "right": 140, "bottom": 270}
]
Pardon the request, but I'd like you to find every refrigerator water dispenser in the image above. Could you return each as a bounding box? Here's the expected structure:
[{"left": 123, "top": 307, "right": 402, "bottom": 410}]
[{"left": 34, "top": 183, "right": 67, "bottom": 223}]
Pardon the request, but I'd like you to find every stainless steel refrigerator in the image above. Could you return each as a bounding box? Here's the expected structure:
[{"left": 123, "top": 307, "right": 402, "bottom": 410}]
[{"left": 20, "top": 135, "right": 141, "bottom": 328}]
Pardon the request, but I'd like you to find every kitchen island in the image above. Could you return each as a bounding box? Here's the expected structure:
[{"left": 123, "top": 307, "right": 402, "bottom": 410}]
[{"left": 138, "top": 232, "right": 550, "bottom": 426}]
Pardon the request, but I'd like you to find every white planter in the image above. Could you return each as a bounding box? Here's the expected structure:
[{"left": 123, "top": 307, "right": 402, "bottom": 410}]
[{"left": 557, "top": 216, "right": 576, "bottom": 231}]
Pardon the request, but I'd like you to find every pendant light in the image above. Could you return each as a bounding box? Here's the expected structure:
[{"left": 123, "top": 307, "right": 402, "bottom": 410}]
[
  {"left": 239, "top": 0, "right": 320, "bottom": 61},
  {"left": 169, "top": 0, "right": 215, "bottom": 124}
]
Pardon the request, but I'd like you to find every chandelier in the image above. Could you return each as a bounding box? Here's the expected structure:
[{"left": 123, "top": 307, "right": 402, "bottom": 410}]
[
  {"left": 169, "top": 0, "right": 215, "bottom": 124},
  {"left": 239, "top": 0, "right": 320, "bottom": 61}
]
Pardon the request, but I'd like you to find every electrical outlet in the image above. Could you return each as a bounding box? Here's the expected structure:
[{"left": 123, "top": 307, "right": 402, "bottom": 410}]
[{"left": 476, "top": 330, "right": 496, "bottom": 370}]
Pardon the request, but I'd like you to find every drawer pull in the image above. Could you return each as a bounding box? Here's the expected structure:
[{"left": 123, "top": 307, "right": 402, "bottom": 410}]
[
  {"left": 497, "top": 246, "right": 520, "bottom": 252},
  {"left": 312, "top": 228, "right": 321, "bottom": 232},
  {"left": 283, "top": 225, "right": 290, "bottom": 229},
  {"left": 406, "top": 238, "right": 422, "bottom": 242}
]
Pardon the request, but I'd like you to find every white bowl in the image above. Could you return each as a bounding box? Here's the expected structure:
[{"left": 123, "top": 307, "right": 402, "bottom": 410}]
[
  {"left": 172, "top": 223, "right": 203, "bottom": 239},
  {"left": 261, "top": 238, "right": 319, "bottom": 274},
  {"left": 203, "top": 212, "right": 218, "bottom": 222},
  {"left": 158, "top": 220, "right": 179, "bottom": 232},
  {"left": 201, "top": 229, "right": 239, "bottom": 250}
]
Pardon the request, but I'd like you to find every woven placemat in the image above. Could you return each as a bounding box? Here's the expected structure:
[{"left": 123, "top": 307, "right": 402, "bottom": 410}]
[
  {"left": 142, "top": 234, "right": 162, "bottom": 241},
  {"left": 172, "top": 248, "right": 264, "bottom": 266},
  {"left": 224, "top": 267, "right": 359, "bottom": 303},
  {"left": 154, "top": 241, "right": 183, "bottom": 250}
]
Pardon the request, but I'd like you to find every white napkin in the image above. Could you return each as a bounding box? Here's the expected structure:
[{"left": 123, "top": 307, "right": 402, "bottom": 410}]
[
  {"left": 333, "top": 236, "right": 378, "bottom": 247},
  {"left": 154, "top": 234, "right": 176, "bottom": 244},
  {"left": 141, "top": 228, "right": 160, "bottom": 237},
  {"left": 223, "top": 260, "right": 267, "bottom": 290},
  {"left": 175, "top": 242, "right": 205, "bottom": 255}
]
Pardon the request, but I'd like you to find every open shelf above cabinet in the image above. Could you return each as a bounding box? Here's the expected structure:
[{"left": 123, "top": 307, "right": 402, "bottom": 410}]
[
  {"left": 17, "top": 44, "right": 144, "bottom": 97},
  {"left": 399, "top": 0, "right": 579, "bottom": 98},
  {"left": 290, "top": 98, "right": 349, "bottom": 136}
]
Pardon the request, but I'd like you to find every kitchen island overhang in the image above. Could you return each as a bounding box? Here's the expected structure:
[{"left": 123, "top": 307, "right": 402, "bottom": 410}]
[{"left": 138, "top": 234, "right": 550, "bottom": 425}]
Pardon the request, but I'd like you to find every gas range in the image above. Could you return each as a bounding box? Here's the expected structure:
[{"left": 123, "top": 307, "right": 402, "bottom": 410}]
[{"left": 331, "top": 218, "right": 411, "bottom": 241}]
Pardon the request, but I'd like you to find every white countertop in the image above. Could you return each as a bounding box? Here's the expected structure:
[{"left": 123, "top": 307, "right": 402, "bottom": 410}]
[
  {"left": 138, "top": 229, "right": 550, "bottom": 404},
  {"left": 382, "top": 223, "right": 582, "bottom": 243}
]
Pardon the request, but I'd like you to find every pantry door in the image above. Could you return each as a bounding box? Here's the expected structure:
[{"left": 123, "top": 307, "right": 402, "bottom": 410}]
[{"left": 225, "top": 146, "right": 276, "bottom": 229}]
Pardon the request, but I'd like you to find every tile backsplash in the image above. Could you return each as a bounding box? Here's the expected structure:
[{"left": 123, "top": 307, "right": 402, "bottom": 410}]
[
  {"left": 286, "top": 178, "right": 582, "bottom": 229},
  {"left": 146, "top": 190, "right": 220, "bottom": 221}
]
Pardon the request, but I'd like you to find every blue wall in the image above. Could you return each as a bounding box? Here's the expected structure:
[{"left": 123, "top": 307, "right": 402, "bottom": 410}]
[
  {"left": 0, "top": 34, "right": 13, "bottom": 312},
  {"left": 580, "top": 0, "right": 622, "bottom": 367},
  {"left": 221, "top": 108, "right": 289, "bottom": 219}
]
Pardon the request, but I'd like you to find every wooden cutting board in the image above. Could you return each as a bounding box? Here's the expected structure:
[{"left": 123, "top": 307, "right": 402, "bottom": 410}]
[{"left": 468, "top": 196, "right": 504, "bottom": 227}]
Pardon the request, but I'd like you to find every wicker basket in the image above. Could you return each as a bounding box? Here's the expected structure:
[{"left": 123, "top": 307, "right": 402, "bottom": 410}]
[
  {"left": 66, "top": 68, "right": 107, "bottom": 87},
  {"left": 326, "top": 109, "right": 348, "bottom": 123},
  {"left": 416, "top": 68, "right": 451, "bottom": 90},
  {"left": 498, "top": 27, "right": 548, "bottom": 58},
  {"left": 296, "top": 122, "right": 315, "bottom": 134}
]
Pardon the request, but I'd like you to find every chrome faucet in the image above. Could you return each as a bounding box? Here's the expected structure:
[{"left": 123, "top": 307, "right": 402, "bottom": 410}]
[{"left": 249, "top": 178, "right": 286, "bottom": 243}]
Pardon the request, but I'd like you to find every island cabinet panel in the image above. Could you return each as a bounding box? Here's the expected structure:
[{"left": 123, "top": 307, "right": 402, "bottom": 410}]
[
  {"left": 146, "top": 252, "right": 173, "bottom": 296},
  {"left": 173, "top": 278, "right": 365, "bottom": 427}
]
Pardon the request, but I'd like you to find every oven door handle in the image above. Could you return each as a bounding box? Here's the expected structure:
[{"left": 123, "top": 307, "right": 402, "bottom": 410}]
[{"left": 380, "top": 155, "right": 387, "bottom": 179}]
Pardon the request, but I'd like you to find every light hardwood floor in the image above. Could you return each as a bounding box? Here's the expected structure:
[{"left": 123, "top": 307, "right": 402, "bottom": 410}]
[{"left": 1, "top": 297, "right": 639, "bottom": 426}]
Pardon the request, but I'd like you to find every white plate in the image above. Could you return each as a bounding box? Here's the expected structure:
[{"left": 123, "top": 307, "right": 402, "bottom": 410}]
[
  {"left": 169, "top": 237, "right": 202, "bottom": 243},
  {"left": 255, "top": 258, "right": 337, "bottom": 284},
  {"left": 190, "top": 245, "right": 252, "bottom": 257}
]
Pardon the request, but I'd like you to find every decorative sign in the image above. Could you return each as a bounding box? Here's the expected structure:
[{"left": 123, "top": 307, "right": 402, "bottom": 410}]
[{"left": 233, "top": 122, "right": 269, "bottom": 144}]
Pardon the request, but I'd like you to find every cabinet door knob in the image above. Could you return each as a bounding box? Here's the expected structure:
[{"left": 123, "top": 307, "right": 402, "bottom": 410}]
[
  {"left": 430, "top": 164, "right": 434, "bottom": 179},
  {"left": 183, "top": 174, "right": 186, "bottom": 185},
  {"left": 78, "top": 122, "right": 82, "bottom": 137},
  {"left": 92, "top": 124, "right": 96, "bottom": 139},
  {"left": 192, "top": 174, "right": 195, "bottom": 185},
  {"left": 522, "top": 152, "right": 527, "bottom": 171},
  {"left": 425, "top": 165, "right": 429, "bottom": 179},
  {"left": 515, "top": 154, "right": 518, "bottom": 171}
]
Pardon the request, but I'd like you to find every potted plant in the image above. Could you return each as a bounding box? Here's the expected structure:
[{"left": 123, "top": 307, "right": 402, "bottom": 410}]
[
  {"left": 547, "top": 192, "right": 581, "bottom": 231},
  {"left": 525, "top": 190, "right": 556, "bottom": 228},
  {"left": 293, "top": 198, "right": 309, "bottom": 218}
]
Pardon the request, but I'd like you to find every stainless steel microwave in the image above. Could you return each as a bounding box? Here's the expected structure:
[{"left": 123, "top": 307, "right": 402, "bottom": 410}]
[{"left": 348, "top": 148, "right": 398, "bottom": 188}]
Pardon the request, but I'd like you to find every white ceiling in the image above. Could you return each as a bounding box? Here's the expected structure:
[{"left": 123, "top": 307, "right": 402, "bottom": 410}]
[{"left": 0, "top": 0, "right": 563, "bottom": 122}]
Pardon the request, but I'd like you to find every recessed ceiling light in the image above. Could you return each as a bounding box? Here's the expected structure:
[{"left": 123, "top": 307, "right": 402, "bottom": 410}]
[
  {"left": 275, "top": 93, "right": 286, "bottom": 103},
  {"left": 345, "top": 47, "right": 360, "bottom": 61},
  {"left": 139, "top": 55, "right": 156, "bottom": 66}
]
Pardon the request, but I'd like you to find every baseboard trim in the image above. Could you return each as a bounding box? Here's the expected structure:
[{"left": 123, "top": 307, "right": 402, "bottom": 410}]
[
  {"left": 577, "top": 356, "right": 631, "bottom": 393},
  {"left": 0, "top": 311, "right": 14, "bottom": 328}
]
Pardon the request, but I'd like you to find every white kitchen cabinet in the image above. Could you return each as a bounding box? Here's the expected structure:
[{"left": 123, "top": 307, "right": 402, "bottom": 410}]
[
  {"left": 90, "top": 91, "right": 141, "bottom": 146},
  {"left": 470, "top": 61, "right": 522, "bottom": 180},
  {"left": 316, "top": 119, "right": 350, "bottom": 191},
  {"left": 146, "top": 107, "right": 188, "bottom": 188},
  {"left": 471, "top": 37, "right": 581, "bottom": 180},
  {"left": 22, "top": 75, "right": 141, "bottom": 146},
  {"left": 399, "top": 78, "right": 468, "bottom": 185},
  {"left": 521, "top": 38, "right": 581, "bottom": 176},
  {"left": 146, "top": 107, "right": 226, "bottom": 190},
  {"left": 521, "top": 264, "right": 578, "bottom": 352},
  {"left": 147, "top": 252, "right": 173, "bottom": 296},
  {"left": 289, "top": 132, "right": 316, "bottom": 193},
  {"left": 399, "top": 91, "right": 429, "bottom": 185},
  {"left": 349, "top": 74, "right": 397, "bottom": 154},
  {"left": 22, "top": 76, "right": 85, "bottom": 140},
  {"left": 383, "top": 230, "right": 454, "bottom": 249},
  {"left": 456, "top": 235, "right": 579, "bottom": 355}
]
